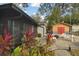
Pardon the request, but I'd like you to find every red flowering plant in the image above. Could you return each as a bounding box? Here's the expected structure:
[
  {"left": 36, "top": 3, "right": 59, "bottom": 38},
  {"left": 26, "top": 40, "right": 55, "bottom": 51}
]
[
  {"left": 3, "top": 29, "right": 13, "bottom": 43},
  {"left": 2, "top": 28, "right": 13, "bottom": 55},
  {"left": 24, "top": 31, "right": 34, "bottom": 46}
]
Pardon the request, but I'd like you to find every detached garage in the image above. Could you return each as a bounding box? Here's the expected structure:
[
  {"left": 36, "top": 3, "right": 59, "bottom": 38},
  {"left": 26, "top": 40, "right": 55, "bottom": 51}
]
[{"left": 52, "top": 22, "right": 72, "bottom": 34}]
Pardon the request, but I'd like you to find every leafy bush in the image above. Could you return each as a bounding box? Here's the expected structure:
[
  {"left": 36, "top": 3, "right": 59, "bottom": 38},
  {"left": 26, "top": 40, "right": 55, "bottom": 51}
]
[{"left": 37, "top": 33, "right": 41, "bottom": 37}]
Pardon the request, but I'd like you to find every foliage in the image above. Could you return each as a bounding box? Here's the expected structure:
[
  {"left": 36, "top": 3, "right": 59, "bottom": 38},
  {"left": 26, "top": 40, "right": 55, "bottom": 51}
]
[
  {"left": 31, "top": 13, "right": 41, "bottom": 23},
  {"left": 38, "top": 3, "right": 79, "bottom": 25},
  {"left": 37, "top": 33, "right": 41, "bottom": 37},
  {"left": 38, "top": 3, "right": 71, "bottom": 16},
  {"left": 55, "top": 3, "right": 70, "bottom": 13},
  {"left": 47, "top": 7, "right": 61, "bottom": 25},
  {"left": 11, "top": 38, "right": 55, "bottom": 56},
  {"left": 29, "top": 45, "right": 55, "bottom": 56},
  {"left": 63, "top": 12, "right": 79, "bottom": 25},
  {"left": 71, "top": 4, "right": 79, "bottom": 8},
  {"left": 38, "top": 3, "right": 54, "bottom": 15},
  {"left": 11, "top": 46, "right": 22, "bottom": 56},
  {"left": 38, "top": 3, "right": 79, "bottom": 16},
  {"left": 11, "top": 45, "right": 55, "bottom": 56}
]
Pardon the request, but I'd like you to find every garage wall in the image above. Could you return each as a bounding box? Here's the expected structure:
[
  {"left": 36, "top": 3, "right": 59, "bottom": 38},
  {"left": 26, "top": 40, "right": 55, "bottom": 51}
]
[{"left": 52, "top": 24, "right": 70, "bottom": 33}]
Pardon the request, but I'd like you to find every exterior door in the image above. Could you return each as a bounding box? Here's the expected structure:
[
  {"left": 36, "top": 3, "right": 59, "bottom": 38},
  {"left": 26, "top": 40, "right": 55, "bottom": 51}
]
[{"left": 58, "top": 27, "right": 65, "bottom": 34}]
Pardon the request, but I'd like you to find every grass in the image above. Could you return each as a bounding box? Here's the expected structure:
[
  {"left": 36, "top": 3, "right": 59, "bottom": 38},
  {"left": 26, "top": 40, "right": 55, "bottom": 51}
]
[{"left": 70, "top": 49, "right": 79, "bottom": 56}]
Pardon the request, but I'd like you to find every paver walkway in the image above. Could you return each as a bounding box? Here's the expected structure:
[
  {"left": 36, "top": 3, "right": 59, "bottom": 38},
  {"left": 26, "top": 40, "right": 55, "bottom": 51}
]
[
  {"left": 50, "top": 39, "right": 72, "bottom": 56},
  {"left": 40, "top": 37, "right": 79, "bottom": 56},
  {"left": 55, "top": 50, "right": 71, "bottom": 56},
  {"left": 55, "top": 39, "right": 71, "bottom": 50}
]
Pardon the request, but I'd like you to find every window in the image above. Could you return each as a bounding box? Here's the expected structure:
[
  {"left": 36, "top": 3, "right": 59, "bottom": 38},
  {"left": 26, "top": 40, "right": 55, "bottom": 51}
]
[
  {"left": 23, "top": 23, "right": 29, "bottom": 33},
  {"left": 8, "top": 20, "right": 13, "bottom": 34},
  {"left": 0, "top": 20, "right": 3, "bottom": 35},
  {"left": 32, "top": 25, "right": 34, "bottom": 33}
]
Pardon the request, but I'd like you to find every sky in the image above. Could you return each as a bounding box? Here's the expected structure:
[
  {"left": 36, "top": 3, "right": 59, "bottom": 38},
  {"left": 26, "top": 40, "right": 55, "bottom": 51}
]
[
  {"left": 23, "top": 3, "right": 45, "bottom": 21},
  {"left": 0, "top": 3, "right": 40, "bottom": 16},
  {"left": 24, "top": 3, "right": 41, "bottom": 16}
]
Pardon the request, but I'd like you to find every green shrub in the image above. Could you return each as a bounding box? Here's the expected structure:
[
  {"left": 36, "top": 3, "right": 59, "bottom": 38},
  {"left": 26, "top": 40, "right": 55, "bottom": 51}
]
[{"left": 38, "top": 33, "right": 41, "bottom": 37}]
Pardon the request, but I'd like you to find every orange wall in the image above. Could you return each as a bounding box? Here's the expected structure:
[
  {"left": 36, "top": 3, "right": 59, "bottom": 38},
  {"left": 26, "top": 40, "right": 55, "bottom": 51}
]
[{"left": 52, "top": 24, "right": 70, "bottom": 33}]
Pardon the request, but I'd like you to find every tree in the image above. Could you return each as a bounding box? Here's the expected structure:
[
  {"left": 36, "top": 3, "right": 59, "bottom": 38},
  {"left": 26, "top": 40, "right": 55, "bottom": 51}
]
[
  {"left": 38, "top": 3, "right": 79, "bottom": 16},
  {"left": 46, "top": 7, "right": 62, "bottom": 31},
  {"left": 63, "top": 12, "right": 79, "bottom": 25},
  {"left": 38, "top": 3, "right": 54, "bottom": 15},
  {"left": 38, "top": 3, "right": 71, "bottom": 16},
  {"left": 31, "top": 13, "right": 41, "bottom": 23},
  {"left": 71, "top": 12, "right": 79, "bottom": 24},
  {"left": 38, "top": 3, "right": 79, "bottom": 25},
  {"left": 47, "top": 7, "right": 61, "bottom": 25},
  {"left": 63, "top": 15, "right": 70, "bottom": 24}
]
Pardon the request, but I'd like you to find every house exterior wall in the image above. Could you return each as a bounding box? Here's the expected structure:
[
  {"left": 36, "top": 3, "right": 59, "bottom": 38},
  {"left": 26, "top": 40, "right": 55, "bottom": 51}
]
[
  {"left": 52, "top": 24, "right": 70, "bottom": 34},
  {"left": 33, "top": 26, "right": 37, "bottom": 37},
  {"left": 37, "top": 27, "right": 44, "bottom": 37},
  {"left": 0, "top": 4, "right": 38, "bottom": 48},
  {"left": 72, "top": 25, "right": 79, "bottom": 32},
  {"left": 0, "top": 18, "right": 37, "bottom": 45},
  {"left": 37, "top": 25, "right": 46, "bottom": 37}
]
